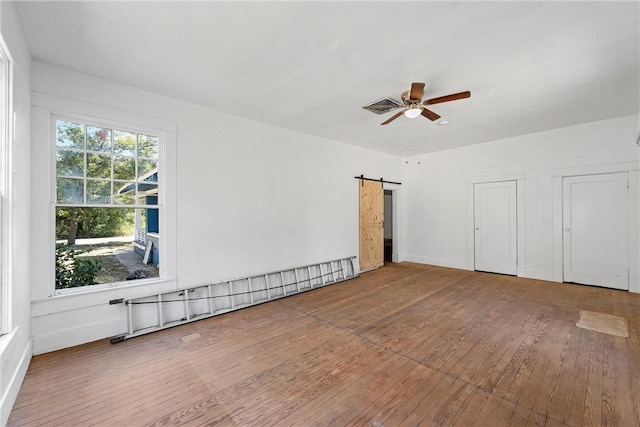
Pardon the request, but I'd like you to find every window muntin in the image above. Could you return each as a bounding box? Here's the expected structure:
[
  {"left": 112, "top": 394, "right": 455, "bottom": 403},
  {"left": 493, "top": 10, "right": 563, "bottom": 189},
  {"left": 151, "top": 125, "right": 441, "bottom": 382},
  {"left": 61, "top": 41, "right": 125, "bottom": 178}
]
[{"left": 55, "top": 119, "right": 159, "bottom": 207}]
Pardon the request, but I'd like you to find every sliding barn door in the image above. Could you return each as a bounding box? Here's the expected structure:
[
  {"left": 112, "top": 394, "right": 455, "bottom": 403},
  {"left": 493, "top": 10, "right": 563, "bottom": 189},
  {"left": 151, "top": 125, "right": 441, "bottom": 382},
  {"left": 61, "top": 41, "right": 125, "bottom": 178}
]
[
  {"left": 359, "top": 179, "right": 384, "bottom": 272},
  {"left": 563, "top": 173, "right": 628, "bottom": 290},
  {"left": 474, "top": 181, "right": 517, "bottom": 275}
]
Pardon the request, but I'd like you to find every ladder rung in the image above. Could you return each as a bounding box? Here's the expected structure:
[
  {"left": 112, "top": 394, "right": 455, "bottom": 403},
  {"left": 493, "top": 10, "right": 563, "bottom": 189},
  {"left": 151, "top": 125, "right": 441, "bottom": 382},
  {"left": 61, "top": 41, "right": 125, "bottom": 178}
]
[
  {"left": 294, "top": 269, "right": 301, "bottom": 292},
  {"left": 127, "top": 301, "right": 134, "bottom": 335},
  {"left": 157, "top": 294, "right": 164, "bottom": 327},
  {"left": 183, "top": 290, "right": 190, "bottom": 320},
  {"left": 280, "top": 271, "right": 286, "bottom": 296},
  {"left": 207, "top": 285, "right": 214, "bottom": 315},
  {"left": 265, "top": 274, "right": 271, "bottom": 300}
]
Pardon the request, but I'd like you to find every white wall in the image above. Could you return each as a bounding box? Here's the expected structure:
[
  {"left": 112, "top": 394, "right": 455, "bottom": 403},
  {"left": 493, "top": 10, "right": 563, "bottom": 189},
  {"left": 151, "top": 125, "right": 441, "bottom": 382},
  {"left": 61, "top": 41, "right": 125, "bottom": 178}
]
[
  {"left": 0, "top": 2, "right": 31, "bottom": 425},
  {"left": 17, "top": 44, "right": 638, "bottom": 383},
  {"left": 402, "top": 115, "right": 639, "bottom": 292},
  {"left": 29, "top": 61, "right": 403, "bottom": 355}
]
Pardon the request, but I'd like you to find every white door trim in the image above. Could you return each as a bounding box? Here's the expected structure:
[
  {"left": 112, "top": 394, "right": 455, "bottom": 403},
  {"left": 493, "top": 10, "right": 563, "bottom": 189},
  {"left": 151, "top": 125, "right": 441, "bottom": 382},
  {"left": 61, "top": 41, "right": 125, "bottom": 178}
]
[
  {"left": 467, "top": 174, "right": 525, "bottom": 276},
  {"left": 562, "top": 173, "right": 628, "bottom": 290},
  {"left": 551, "top": 162, "right": 639, "bottom": 293},
  {"left": 391, "top": 189, "right": 400, "bottom": 263}
]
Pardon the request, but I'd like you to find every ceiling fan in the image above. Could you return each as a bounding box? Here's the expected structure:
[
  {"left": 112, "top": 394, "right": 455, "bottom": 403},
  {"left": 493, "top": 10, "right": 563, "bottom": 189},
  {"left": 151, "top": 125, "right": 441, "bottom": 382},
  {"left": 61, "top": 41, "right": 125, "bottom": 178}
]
[{"left": 363, "top": 82, "right": 470, "bottom": 125}]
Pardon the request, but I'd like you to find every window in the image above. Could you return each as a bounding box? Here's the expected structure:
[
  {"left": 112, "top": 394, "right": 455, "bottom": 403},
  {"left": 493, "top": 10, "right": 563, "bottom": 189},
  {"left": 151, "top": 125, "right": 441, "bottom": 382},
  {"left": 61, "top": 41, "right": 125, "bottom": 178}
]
[
  {"left": 54, "top": 117, "right": 161, "bottom": 291},
  {"left": 0, "top": 37, "right": 12, "bottom": 334}
]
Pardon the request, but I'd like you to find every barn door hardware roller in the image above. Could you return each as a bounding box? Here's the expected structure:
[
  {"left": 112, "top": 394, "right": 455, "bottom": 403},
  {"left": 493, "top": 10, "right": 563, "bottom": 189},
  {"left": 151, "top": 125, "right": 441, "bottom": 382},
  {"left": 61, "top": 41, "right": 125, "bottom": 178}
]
[{"left": 355, "top": 175, "right": 402, "bottom": 185}]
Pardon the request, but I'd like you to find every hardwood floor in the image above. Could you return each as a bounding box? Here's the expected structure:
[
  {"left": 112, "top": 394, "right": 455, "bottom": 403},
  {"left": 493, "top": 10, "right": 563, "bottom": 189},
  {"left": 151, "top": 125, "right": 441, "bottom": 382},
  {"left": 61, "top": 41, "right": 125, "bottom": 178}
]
[{"left": 8, "top": 263, "right": 640, "bottom": 426}]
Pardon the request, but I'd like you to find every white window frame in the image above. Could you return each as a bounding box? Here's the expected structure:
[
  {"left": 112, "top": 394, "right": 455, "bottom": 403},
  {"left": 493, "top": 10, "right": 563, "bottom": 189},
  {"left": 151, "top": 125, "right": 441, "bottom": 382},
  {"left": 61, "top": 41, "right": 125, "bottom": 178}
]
[
  {"left": 29, "top": 92, "right": 177, "bottom": 301},
  {"left": 0, "top": 36, "right": 13, "bottom": 334},
  {"left": 51, "top": 113, "right": 165, "bottom": 296}
]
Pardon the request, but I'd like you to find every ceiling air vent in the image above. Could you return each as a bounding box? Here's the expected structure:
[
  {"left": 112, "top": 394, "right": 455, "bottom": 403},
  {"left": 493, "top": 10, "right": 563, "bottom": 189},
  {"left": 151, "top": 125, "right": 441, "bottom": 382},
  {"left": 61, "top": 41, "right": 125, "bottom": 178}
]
[{"left": 362, "top": 97, "right": 403, "bottom": 115}]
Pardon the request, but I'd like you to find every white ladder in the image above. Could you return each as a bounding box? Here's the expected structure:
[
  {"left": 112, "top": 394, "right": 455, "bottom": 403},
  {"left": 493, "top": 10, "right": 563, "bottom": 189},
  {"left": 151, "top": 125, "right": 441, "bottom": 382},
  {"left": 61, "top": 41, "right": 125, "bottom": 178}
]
[{"left": 110, "top": 256, "right": 357, "bottom": 343}]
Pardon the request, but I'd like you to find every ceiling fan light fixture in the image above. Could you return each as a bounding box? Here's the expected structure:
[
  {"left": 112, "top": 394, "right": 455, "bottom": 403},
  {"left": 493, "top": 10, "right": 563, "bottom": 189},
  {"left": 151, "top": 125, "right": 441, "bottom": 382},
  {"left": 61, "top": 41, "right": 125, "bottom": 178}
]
[{"left": 404, "top": 107, "right": 422, "bottom": 119}]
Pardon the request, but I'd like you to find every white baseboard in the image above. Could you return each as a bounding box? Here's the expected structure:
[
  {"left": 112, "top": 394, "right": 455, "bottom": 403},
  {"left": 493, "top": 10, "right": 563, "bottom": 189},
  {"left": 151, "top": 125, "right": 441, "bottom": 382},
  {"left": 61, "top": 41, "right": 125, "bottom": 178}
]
[
  {"left": 0, "top": 332, "right": 32, "bottom": 426},
  {"left": 403, "top": 255, "right": 470, "bottom": 271},
  {"left": 32, "top": 315, "right": 122, "bottom": 355}
]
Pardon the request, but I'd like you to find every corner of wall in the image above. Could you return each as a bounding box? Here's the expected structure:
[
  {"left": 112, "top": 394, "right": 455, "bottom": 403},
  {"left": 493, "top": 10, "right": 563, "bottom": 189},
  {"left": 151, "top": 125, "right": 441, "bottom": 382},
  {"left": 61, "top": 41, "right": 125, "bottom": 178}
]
[
  {"left": 0, "top": 331, "right": 32, "bottom": 426},
  {"left": 0, "top": 0, "right": 34, "bottom": 422}
]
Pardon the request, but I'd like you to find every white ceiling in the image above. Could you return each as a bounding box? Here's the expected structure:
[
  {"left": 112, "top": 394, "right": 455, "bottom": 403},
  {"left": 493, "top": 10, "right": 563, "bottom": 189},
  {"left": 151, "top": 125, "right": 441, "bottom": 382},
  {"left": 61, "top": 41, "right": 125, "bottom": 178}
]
[{"left": 14, "top": 1, "right": 640, "bottom": 157}]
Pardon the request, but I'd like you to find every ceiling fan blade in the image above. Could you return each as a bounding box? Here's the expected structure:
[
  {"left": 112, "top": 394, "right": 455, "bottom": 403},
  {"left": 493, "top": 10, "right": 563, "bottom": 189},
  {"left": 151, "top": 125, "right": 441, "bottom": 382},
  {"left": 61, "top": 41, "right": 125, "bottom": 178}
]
[
  {"left": 425, "top": 90, "right": 471, "bottom": 105},
  {"left": 381, "top": 111, "right": 404, "bottom": 125},
  {"left": 409, "top": 82, "right": 425, "bottom": 101},
  {"left": 421, "top": 108, "right": 441, "bottom": 121}
]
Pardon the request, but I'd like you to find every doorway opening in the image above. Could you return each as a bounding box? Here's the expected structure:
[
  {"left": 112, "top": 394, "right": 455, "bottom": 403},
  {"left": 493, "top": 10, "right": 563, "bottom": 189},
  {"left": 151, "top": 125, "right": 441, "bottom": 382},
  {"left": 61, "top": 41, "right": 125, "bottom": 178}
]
[{"left": 384, "top": 190, "right": 393, "bottom": 263}]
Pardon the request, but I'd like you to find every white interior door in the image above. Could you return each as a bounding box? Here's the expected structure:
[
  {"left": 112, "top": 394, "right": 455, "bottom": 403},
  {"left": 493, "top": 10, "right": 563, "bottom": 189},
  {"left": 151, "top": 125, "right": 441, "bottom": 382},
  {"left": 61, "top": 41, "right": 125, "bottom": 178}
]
[
  {"left": 563, "top": 173, "right": 628, "bottom": 290},
  {"left": 474, "top": 181, "right": 517, "bottom": 275}
]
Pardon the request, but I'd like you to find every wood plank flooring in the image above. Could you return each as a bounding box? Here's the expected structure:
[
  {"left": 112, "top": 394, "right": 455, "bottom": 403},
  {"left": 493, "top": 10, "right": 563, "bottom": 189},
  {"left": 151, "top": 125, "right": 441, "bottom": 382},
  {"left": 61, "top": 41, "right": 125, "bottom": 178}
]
[{"left": 8, "top": 263, "right": 640, "bottom": 426}]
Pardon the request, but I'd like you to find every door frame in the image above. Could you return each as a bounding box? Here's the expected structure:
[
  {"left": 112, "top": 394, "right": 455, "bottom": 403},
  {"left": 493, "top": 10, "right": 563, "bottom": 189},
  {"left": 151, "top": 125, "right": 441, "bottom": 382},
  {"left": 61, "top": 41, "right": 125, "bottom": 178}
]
[
  {"left": 467, "top": 173, "right": 526, "bottom": 277},
  {"left": 561, "top": 173, "right": 629, "bottom": 289},
  {"left": 552, "top": 162, "right": 639, "bottom": 292},
  {"left": 389, "top": 188, "right": 400, "bottom": 262}
]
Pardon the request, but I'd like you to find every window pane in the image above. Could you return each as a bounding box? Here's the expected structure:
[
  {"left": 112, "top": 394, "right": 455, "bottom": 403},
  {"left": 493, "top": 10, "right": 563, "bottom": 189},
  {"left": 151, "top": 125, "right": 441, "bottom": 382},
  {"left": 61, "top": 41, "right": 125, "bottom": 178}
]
[
  {"left": 55, "top": 207, "right": 159, "bottom": 289},
  {"left": 56, "top": 121, "right": 84, "bottom": 149},
  {"left": 113, "top": 130, "right": 136, "bottom": 156},
  {"left": 56, "top": 150, "right": 84, "bottom": 177},
  {"left": 138, "top": 134, "right": 158, "bottom": 159},
  {"left": 87, "top": 180, "right": 111, "bottom": 204},
  {"left": 138, "top": 159, "right": 157, "bottom": 179},
  {"left": 86, "top": 153, "right": 111, "bottom": 179},
  {"left": 114, "top": 156, "right": 135, "bottom": 180},
  {"left": 87, "top": 126, "right": 112, "bottom": 153},
  {"left": 57, "top": 178, "right": 84, "bottom": 203},
  {"left": 113, "top": 181, "right": 136, "bottom": 205}
]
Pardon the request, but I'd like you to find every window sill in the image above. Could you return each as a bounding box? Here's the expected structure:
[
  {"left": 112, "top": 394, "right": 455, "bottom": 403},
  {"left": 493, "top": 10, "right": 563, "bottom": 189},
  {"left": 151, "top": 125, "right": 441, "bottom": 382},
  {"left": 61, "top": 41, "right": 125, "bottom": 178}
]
[
  {"left": 0, "top": 327, "right": 16, "bottom": 353},
  {"left": 53, "top": 276, "right": 163, "bottom": 297},
  {"left": 32, "top": 278, "right": 178, "bottom": 317}
]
